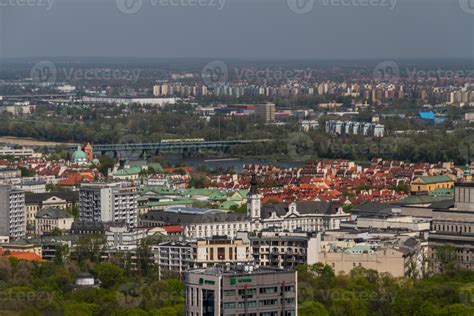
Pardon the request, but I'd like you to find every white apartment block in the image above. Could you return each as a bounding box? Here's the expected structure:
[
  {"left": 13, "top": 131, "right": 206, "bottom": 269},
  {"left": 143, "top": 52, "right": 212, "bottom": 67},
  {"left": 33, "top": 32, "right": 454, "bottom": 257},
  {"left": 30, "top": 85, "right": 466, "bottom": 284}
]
[
  {"left": 0, "top": 185, "right": 26, "bottom": 240},
  {"left": 0, "top": 147, "right": 35, "bottom": 158},
  {"left": 80, "top": 182, "right": 138, "bottom": 227}
]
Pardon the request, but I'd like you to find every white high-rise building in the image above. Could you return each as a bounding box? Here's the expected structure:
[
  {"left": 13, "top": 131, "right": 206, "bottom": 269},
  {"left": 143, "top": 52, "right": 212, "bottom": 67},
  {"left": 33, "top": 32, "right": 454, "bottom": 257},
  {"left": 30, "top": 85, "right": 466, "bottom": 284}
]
[
  {"left": 0, "top": 185, "right": 26, "bottom": 240},
  {"left": 79, "top": 183, "right": 138, "bottom": 227}
]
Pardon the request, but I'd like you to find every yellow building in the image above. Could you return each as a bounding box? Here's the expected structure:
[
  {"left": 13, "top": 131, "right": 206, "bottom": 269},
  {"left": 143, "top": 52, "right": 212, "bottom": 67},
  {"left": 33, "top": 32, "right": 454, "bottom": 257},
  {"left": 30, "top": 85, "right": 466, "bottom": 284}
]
[{"left": 410, "top": 175, "right": 454, "bottom": 193}]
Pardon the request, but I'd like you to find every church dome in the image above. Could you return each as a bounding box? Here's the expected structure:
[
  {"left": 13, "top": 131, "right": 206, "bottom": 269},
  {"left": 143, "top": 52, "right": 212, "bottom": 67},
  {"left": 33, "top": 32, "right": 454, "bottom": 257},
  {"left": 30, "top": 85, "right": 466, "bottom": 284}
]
[{"left": 72, "top": 146, "right": 87, "bottom": 160}]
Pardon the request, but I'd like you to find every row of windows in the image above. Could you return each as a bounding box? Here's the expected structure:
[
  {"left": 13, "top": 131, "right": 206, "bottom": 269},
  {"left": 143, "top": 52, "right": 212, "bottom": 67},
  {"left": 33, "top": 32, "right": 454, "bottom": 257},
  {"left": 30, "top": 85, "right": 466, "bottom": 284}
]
[
  {"left": 434, "top": 224, "right": 473, "bottom": 233},
  {"left": 200, "top": 311, "right": 295, "bottom": 316},
  {"left": 224, "top": 285, "right": 295, "bottom": 297}
]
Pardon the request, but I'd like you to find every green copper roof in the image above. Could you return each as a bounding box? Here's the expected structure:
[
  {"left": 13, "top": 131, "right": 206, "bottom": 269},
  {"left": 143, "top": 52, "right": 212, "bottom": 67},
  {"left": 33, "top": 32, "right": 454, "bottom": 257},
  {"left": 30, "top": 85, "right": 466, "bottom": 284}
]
[
  {"left": 112, "top": 167, "right": 142, "bottom": 176},
  {"left": 415, "top": 175, "right": 453, "bottom": 184}
]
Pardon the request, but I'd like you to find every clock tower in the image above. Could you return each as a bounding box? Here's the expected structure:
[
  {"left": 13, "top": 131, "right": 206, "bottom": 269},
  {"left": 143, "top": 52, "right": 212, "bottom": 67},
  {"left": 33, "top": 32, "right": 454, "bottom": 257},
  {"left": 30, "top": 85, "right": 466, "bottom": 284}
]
[{"left": 247, "top": 174, "right": 262, "bottom": 222}]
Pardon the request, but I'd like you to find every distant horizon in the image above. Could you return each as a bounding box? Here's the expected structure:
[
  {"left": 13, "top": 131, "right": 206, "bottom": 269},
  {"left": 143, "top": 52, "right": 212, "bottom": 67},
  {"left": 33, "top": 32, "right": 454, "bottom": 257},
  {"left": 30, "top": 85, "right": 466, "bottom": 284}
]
[{"left": 1, "top": 56, "right": 473, "bottom": 63}]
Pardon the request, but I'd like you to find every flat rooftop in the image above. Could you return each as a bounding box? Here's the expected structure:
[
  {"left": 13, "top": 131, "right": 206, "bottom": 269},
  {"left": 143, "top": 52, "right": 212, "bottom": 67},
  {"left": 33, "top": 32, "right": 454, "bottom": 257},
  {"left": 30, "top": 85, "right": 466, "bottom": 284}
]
[{"left": 188, "top": 265, "right": 292, "bottom": 277}]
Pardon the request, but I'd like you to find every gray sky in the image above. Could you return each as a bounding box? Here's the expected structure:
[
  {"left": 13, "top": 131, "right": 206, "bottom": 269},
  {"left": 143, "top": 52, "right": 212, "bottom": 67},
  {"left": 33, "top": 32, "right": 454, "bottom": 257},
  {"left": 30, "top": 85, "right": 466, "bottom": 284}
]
[{"left": 0, "top": 0, "right": 473, "bottom": 60}]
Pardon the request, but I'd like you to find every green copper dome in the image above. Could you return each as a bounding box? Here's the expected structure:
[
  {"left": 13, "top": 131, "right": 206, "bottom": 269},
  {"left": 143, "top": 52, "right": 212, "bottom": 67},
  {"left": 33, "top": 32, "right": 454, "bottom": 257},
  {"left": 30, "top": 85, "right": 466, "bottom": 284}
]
[{"left": 72, "top": 146, "right": 87, "bottom": 160}]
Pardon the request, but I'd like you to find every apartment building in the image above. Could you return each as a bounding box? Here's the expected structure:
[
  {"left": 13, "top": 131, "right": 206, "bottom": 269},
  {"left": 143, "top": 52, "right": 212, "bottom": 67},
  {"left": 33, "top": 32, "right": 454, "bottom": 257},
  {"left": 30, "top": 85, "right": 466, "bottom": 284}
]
[
  {"left": 153, "top": 241, "right": 192, "bottom": 279},
  {"left": 79, "top": 182, "right": 138, "bottom": 227},
  {"left": 238, "top": 230, "right": 320, "bottom": 270},
  {"left": 0, "top": 185, "right": 26, "bottom": 240},
  {"left": 255, "top": 103, "right": 276, "bottom": 123}
]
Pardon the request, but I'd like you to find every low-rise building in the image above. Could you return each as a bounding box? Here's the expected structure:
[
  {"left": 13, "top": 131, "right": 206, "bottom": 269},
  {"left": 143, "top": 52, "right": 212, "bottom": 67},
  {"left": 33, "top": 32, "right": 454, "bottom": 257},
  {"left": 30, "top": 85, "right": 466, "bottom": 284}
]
[
  {"left": 411, "top": 175, "right": 454, "bottom": 193},
  {"left": 25, "top": 191, "right": 79, "bottom": 228},
  {"left": 192, "top": 236, "right": 251, "bottom": 268},
  {"left": 0, "top": 168, "right": 21, "bottom": 180},
  {"left": 35, "top": 207, "right": 74, "bottom": 235},
  {"left": 319, "top": 238, "right": 424, "bottom": 278},
  {"left": 0, "top": 146, "right": 35, "bottom": 158}
]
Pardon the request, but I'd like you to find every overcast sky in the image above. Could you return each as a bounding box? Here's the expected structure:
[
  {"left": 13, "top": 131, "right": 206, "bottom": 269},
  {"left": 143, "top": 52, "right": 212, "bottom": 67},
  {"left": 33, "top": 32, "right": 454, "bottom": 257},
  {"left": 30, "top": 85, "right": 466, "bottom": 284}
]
[{"left": 0, "top": 0, "right": 473, "bottom": 60}]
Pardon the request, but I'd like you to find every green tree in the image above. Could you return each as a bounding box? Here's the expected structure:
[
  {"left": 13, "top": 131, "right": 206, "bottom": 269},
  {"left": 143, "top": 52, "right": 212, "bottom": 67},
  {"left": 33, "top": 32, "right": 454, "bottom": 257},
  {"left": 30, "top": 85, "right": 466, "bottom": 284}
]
[
  {"left": 299, "top": 301, "right": 329, "bottom": 316},
  {"left": 94, "top": 263, "right": 125, "bottom": 289}
]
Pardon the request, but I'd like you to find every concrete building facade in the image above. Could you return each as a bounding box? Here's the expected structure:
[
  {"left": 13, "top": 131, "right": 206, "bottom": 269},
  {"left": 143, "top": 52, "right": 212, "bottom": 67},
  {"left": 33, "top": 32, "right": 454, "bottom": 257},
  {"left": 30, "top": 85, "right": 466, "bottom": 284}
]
[
  {"left": 185, "top": 265, "right": 297, "bottom": 316},
  {"left": 79, "top": 182, "right": 138, "bottom": 227},
  {"left": 0, "top": 185, "right": 26, "bottom": 240}
]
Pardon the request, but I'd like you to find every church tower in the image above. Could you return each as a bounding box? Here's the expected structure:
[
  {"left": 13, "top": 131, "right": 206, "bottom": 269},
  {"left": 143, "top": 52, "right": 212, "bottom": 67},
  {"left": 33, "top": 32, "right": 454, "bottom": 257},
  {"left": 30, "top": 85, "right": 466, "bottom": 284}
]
[{"left": 247, "top": 174, "right": 262, "bottom": 222}]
